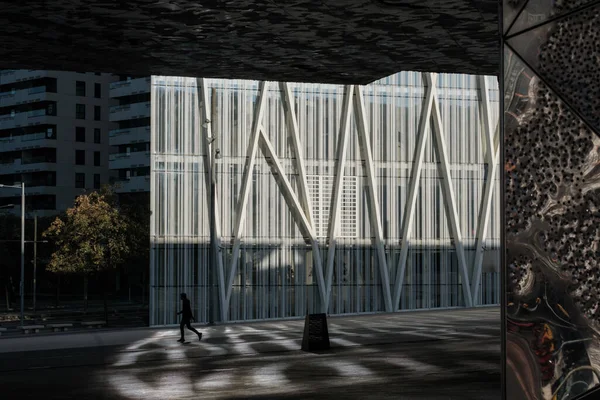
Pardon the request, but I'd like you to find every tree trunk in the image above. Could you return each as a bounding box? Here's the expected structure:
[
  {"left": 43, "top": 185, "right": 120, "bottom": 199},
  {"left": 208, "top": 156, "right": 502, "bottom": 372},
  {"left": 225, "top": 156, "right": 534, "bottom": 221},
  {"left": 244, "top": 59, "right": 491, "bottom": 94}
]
[
  {"left": 55, "top": 275, "right": 60, "bottom": 307},
  {"left": 142, "top": 270, "right": 146, "bottom": 306},
  {"left": 83, "top": 275, "right": 88, "bottom": 314},
  {"left": 5, "top": 284, "right": 11, "bottom": 311},
  {"left": 103, "top": 272, "right": 109, "bottom": 326}
]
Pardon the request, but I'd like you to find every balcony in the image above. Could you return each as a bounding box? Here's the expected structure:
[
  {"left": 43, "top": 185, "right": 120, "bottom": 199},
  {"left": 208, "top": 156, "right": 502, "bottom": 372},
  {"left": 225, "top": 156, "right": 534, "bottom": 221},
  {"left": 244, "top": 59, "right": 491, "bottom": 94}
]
[
  {"left": 0, "top": 185, "right": 57, "bottom": 198},
  {"left": 109, "top": 101, "right": 150, "bottom": 122},
  {"left": 109, "top": 77, "right": 150, "bottom": 98},
  {"left": 0, "top": 70, "right": 48, "bottom": 86},
  {"left": 0, "top": 131, "right": 56, "bottom": 152},
  {"left": 0, "top": 86, "right": 57, "bottom": 108},
  {"left": 113, "top": 175, "right": 150, "bottom": 193},
  {"left": 0, "top": 109, "right": 55, "bottom": 131},
  {"left": 109, "top": 125, "right": 150, "bottom": 146},
  {"left": 0, "top": 158, "right": 57, "bottom": 175},
  {"left": 1, "top": 207, "right": 59, "bottom": 218},
  {"left": 109, "top": 150, "right": 150, "bottom": 170}
]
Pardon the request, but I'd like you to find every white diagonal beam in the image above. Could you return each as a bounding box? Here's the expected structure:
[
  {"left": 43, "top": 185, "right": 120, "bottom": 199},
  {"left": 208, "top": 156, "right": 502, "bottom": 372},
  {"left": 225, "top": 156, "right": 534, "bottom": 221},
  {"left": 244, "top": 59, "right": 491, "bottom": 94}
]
[
  {"left": 196, "top": 79, "right": 214, "bottom": 215},
  {"left": 353, "top": 85, "right": 393, "bottom": 312},
  {"left": 197, "top": 78, "right": 227, "bottom": 320},
  {"left": 471, "top": 76, "right": 499, "bottom": 305},
  {"left": 258, "top": 128, "right": 317, "bottom": 240},
  {"left": 226, "top": 81, "right": 270, "bottom": 310},
  {"left": 280, "top": 82, "right": 314, "bottom": 227},
  {"left": 279, "top": 82, "right": 325, "bottom": 311},
  {"left": 427, "top": 73, "right": 473, "bottom": 308},
  {"left": 392, "top": 74, "right": 434, "bottom": 311},
  {"left": 258, "top": 129, "right": 327, "bottom": 305},
  {"left": 324, "top": 85, "right": 354, "bottom": 312}
]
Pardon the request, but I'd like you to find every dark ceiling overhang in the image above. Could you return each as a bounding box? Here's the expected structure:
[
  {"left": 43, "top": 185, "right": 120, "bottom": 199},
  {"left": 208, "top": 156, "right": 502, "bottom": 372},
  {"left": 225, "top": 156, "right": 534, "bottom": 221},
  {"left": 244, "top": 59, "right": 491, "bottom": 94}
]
[{"left": 0, "top": 0, "right": 499, "bottom": 84}]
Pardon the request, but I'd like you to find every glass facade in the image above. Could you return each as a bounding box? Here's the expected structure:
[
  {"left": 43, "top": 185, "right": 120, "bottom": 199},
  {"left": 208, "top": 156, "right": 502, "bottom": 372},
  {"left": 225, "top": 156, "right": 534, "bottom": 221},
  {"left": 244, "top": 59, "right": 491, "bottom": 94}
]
[{"left": 150, "top": 73, "right": 500, "bottom": 326}]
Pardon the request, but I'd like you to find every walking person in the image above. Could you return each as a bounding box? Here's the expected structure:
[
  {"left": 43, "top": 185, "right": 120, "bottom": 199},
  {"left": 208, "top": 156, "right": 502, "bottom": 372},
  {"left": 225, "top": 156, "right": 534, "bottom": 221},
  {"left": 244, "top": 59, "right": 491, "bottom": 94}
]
[{"left": 177, "top": 293, "right": 202, "bottom": 343}]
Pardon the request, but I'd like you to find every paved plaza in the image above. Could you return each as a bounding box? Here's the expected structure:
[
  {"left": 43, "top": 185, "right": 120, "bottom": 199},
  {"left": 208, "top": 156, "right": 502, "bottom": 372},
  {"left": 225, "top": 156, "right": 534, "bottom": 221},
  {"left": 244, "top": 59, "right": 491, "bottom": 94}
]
[{"left": 0, "top": 307, "right": 500, "bottom": 399}]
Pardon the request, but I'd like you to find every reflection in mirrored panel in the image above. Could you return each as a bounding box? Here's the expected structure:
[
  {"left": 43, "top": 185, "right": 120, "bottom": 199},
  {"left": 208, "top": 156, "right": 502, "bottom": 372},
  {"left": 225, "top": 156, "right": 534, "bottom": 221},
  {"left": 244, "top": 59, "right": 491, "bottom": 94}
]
[
  {"left": 504, "top": 23, "right": 600, "bottom": 400},
  {"left": 503, "top": 0, "right": 529, "bottom": 35},
  {"left": 507, "top": 0, "right": 598, "bottom": 37},
  {"left": 507, "top": 2, "right": 600, "bottom": 136}
]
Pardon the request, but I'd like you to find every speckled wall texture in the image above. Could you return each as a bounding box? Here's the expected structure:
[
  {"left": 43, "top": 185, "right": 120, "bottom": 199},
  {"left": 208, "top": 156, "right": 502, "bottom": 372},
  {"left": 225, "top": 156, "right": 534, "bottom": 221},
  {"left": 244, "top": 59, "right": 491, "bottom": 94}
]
[{"left": 503, "top": 1, "right": 600, "bottom": 399}]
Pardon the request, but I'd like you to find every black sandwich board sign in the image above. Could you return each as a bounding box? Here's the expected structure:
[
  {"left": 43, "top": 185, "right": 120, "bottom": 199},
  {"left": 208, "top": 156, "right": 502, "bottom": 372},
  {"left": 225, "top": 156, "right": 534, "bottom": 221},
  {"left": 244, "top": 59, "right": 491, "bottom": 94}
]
[{"left": 301, "top": 313, "right": 330, "bottom": 351}]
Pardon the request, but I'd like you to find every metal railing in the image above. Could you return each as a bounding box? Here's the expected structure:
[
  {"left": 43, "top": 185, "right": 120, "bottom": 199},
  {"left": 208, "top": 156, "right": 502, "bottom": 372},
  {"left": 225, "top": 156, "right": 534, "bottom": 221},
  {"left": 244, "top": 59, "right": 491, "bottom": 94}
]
[
  {"left": 109, "top": 102, "right": 150, "bottom": 114},
  {"left": 109, "top": 126, "right": 150, "bottom": 137},
  {"left": 27, "top": 109, "right": 46, "bottom": 118},
  {"left": 22, "top": 156, "right": 54, "bottom": 165},
  {"left": 109, "top": 150, "right": 150, "bottom": 161},
  {"left": 0, "top": 132, "right": 47, "bottom": 144},
  {"left": 0, "top": 85, "right": 46, "bottom": 98}
]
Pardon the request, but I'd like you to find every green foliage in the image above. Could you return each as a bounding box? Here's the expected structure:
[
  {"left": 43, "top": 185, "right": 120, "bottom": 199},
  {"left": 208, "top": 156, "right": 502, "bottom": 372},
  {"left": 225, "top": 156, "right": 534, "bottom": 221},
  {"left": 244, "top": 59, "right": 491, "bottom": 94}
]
[
  {"left": 119, "top": 191, "right": 150, "bottom": 265},
  {"left": 43, "top": 189, "right": 130, "bottom": 275}
]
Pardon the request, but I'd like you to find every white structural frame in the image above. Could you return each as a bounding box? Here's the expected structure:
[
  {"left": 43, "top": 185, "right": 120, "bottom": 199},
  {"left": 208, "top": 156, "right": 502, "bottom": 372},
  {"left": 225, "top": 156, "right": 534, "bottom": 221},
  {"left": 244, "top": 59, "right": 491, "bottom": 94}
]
[
  {"left": 393, "top": 73, "right": 476, "bottom": 309},
  {"left": 197, "top": 78, "right": 228, "bottom": 320},
  {"left": 427, "top": 73, "right": 473, "bottom": 308},
  {"left": 280, "top": 82, "right": 314, "bottom": 227},
  {"left": 226, "top": 82, "right": 328, "bottom": 316},
  {"left": 258, "top": 125, "right": 326, "bottom": 302},
  {"left": 150, "top": 74, "right": 500, "bottom": 324},
  {"left": 353, "top": 85, "right": 393, "bottom": 312},
  {"left": 392, "top": 77, "right": 434, "bottom": 311},
  {"left": 324, "top": 85, "right": 354, "bottom": 311},
  {"left": 227, "top": 81, "right": 271, "bottom": 308},
  {"left": 471, "top": 76, "right": 500, "bottom": 305}
]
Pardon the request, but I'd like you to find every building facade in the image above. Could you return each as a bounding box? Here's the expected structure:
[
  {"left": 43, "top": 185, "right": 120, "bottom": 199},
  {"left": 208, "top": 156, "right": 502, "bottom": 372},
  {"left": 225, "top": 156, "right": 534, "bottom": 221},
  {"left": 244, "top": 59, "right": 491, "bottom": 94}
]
[
  {"left": 150, "top": 73, "right": 501, "bottom": 326},
  {"left": 0, "top": 70, "right": 117, "bottom": 215},
  {"left": 108, "top": 76, "right": 151, "bottom": 194}
]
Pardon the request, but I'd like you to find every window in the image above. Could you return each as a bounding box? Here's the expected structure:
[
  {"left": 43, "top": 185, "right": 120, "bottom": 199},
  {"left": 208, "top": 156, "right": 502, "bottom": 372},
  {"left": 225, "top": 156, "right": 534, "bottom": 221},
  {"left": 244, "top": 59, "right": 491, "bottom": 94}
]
[
  {"left": 76, "top": 81, "right": 86, "bottom": 96},
  {"left": 75, "top": 150, "right": 85, "bottom": 165},
  {"left": 75, "top": 173, "right": 85, "bottom": 188},
  {"left": 93, "top": 174, "right": 101, "bottom": 189},
  {"left": 76, "top": 104, "right": 85, "bottom": 119},
  {"left": 75, "top": 127, "right": 85, "bottom": 142},
  {"left": 307, "top": 175, "right": 358, "bottom": 238},
  {"left": 46, "top": 102, "right": 56, "bottom": 116},
  {"left": 94, "top": 128, "right": 101, "bottom": 144},
  {"left": 94, "top": 151, "right": 101, "bottom": 167},
  {"left": 94, "top": 83, "right": 101, "bottom": 98},
  {"left": 94, "top": 73, "right": 101, "bottom": 76},
  {"left": 94, "top": 106, "right": 101, "bottom": 121}
]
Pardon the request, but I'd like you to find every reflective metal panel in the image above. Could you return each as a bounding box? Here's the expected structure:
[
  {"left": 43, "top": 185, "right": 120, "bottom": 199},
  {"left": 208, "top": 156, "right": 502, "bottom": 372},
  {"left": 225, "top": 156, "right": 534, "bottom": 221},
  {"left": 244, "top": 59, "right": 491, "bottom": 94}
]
[{"left": 503, "top": 3, "right": 600, "bottom": 398}]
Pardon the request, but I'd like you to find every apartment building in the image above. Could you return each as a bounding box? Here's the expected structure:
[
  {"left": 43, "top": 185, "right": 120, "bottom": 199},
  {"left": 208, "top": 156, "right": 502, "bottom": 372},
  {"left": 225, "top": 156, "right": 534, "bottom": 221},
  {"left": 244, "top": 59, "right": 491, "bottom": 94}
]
[
  {"left": 108, "top": 76, "right": 151, "bottom": 194},
  {"left": 0, "top": 70, "right": 117, "bottom": 216}
]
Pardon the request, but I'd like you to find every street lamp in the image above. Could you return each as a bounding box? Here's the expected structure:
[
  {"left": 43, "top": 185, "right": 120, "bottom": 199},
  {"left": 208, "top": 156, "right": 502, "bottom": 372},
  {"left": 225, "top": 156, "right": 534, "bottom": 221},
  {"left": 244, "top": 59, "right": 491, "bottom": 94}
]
[{"left": 0, "top": 183, "right": 25, "bottom": 326}]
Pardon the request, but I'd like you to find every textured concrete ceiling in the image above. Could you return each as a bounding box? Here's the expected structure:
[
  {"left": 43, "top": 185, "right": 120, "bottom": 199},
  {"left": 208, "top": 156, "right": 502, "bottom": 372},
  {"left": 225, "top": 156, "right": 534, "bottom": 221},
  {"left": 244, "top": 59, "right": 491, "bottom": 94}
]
[{"left": 0, "top": 0, "right": 499, "bottom": 84}]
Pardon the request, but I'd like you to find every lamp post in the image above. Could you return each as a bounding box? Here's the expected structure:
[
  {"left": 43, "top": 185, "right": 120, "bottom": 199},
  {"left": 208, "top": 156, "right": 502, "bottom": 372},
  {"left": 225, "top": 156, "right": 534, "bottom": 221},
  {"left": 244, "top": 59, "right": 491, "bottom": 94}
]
[
  {"left": 0, "top": 183, "right": 25, "bottom": 326},
  {"left": 208, "top": 88, "right": 220, "bottom": 325}
]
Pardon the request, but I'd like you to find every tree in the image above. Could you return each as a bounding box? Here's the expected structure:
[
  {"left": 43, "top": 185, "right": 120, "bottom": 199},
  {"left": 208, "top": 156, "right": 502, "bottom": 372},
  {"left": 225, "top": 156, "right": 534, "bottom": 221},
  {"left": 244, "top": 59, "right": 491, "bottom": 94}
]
[
  {"left": 43, "top": 189, "right": 130, "bottom": 317},
  {"left": 118, "top": 192, "right": 150, "bottom": 305}
]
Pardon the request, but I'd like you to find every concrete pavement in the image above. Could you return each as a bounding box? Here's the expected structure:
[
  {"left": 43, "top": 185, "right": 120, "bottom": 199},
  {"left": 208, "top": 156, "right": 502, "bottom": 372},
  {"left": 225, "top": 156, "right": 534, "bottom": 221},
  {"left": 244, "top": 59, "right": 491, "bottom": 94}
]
[{"left": 0, "top": 307, "right": 501, "bottom": 399}]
